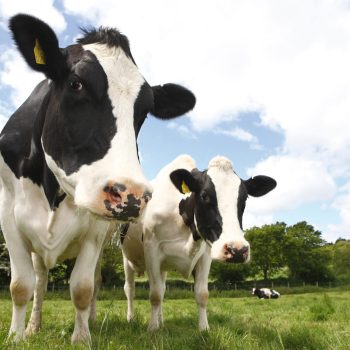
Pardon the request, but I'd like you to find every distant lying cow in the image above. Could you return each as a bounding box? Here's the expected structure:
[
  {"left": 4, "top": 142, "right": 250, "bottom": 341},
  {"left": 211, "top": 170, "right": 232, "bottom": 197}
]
[
  {"left": 252, "top": 288, "right": 280, "bottom": 299},
  {"left": 121, "top": 154, "right": 277, "bottom": 331}
]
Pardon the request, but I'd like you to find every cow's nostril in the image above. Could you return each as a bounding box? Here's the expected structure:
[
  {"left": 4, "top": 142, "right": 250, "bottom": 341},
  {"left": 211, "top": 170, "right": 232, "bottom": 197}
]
[
  {"left": 143, "top": 190, "right": 152, "bottom": 203},
  {"left": 241, "top": 246, "right": 249, "bottom": 254},
  {"left": 109, "top": 187, "right": 122, "bottom": 203}
]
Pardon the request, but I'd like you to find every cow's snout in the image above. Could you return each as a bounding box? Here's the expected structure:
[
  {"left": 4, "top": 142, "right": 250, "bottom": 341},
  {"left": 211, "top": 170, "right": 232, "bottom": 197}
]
[
  {"left": 223, "top": 243, "right": 250, "bottom": 263},
  {"left": 102, "top": 180, "right": 152, "bottom": 221}
]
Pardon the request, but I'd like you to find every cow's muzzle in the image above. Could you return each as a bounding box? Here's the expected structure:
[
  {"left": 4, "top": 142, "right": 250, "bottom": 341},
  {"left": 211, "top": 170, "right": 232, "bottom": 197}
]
[
  {"left": 223, "top": 244, "right": 250, "bottom": 263},
  {"left": 101, "top": 180, "right": 152, "bottom": 221}
]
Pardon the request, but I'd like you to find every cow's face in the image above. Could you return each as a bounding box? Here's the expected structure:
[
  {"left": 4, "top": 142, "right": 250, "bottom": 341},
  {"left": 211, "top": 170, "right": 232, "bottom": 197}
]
[
  {"left": 9, "top": 15, "right": 196, "bottom": 221},
  {"left": 170, "top": 156, "right": 276, "bottom": 263}
]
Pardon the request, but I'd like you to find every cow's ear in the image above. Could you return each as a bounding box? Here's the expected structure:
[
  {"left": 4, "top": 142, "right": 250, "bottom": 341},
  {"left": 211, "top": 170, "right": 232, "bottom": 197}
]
[
  {"left": 9, "top": 14, "right": 68, "bottom": 81},
  {"left": 244, "top": 175, "right": 277, "bottom": 197},
  {"left": 151, "top": 84, "right": 196, "bottom": 119},
  {"left": 170, "top": 169, "right": 200, "bottom": 194}
]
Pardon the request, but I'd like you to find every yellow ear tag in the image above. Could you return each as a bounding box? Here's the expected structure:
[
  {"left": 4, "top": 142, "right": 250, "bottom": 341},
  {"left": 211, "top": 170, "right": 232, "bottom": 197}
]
[
  {"left": 34, "top": 38, "right": 46, "bottom": 65},
  {"left": 181, "top": 181, "right": 191, "bottom": 194}
]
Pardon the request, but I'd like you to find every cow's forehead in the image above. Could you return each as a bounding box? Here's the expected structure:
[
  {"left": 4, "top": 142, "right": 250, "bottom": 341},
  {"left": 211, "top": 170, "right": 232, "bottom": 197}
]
[
  {"left": 82, "top": 43, "right": 145, "bottom": 97},
  {"left": 206, "top": 156, "right": 241, "bottom": 190}
]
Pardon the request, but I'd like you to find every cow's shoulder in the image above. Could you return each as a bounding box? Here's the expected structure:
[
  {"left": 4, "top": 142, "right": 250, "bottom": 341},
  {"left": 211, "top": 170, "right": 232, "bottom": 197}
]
[
  {"left": 0, "top": 80, "right": 63, "bottom": 209},
  {"left": 0, "top": 79, "right": 50, "bottom": 179}
]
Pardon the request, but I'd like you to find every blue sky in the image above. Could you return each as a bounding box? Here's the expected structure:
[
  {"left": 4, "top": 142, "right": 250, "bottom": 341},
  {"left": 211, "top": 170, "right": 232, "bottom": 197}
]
[{"left": 0, "top": 0, "right": 349, "bottom": 242}]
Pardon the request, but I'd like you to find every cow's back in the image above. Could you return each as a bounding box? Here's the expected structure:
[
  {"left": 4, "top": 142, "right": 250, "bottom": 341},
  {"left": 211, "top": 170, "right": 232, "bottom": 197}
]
[{"left": 143, "top": 154, "right": 196, "bottom": 230}]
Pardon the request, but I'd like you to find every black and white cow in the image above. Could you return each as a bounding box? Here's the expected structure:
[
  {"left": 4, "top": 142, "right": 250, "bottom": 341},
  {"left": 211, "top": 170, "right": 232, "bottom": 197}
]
[
  {"left": 0, "top": 14, "right": 195, "bottom": 343},
  {"left": 252, "top": 288, "right": 280, "bottom": 299},
  {"left": 121, "top": 154, "right": 276, "bottom": 331}
]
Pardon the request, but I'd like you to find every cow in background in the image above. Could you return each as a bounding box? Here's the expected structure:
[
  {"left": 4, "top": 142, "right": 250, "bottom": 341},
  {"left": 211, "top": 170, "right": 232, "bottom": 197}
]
[
  {"left": 0, "top": 14, "right": 195, "bottom": 343},
  {"left": 121, "top": 154, "right": 277, "bottom": 331},
  {"left": 252, "top": 288, "right": 280, "bottom": 299}
]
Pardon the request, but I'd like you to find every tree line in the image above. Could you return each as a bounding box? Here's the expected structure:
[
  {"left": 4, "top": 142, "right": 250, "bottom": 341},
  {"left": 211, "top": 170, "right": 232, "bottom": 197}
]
[
  {"left": 211, "top": 221, "right": 350, "bottom": 284},
  {"left": 1, "top": 221, "right": 350, "bottom": 287}
]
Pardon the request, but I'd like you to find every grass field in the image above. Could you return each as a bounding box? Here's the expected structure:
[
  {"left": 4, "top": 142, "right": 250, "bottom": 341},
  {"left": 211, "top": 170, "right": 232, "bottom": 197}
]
[{"left": 1, "top": 290, "right": 350, "bottom": 349}]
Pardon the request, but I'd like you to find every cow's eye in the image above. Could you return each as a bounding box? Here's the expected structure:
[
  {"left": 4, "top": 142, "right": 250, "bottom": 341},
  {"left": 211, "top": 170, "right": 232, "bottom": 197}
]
[
  {"left": 201, "top": 192, "right": 210, "bottom": 202},
  {"left": 70, "top": 81, "right": 83, "bottom": 91}
]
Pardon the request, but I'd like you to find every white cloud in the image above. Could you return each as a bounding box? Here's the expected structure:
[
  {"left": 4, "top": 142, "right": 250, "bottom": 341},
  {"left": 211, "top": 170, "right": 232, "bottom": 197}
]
[
  {"left": 0, "top": 0, "right": 66, "bottom": 33},
  {"left": 246, "top": 155, "right": 337, "bottom": 214},
  {"left": 327, "top": 181, "right": 350, "bottom": 240},
  {"left": 0, "top": 49, "right": 43, "bottom": 107},
  {"left": 167, "top": 121, "right": 197, "bottom": 140},
  {"left": 215, "top": 127, "right": 261, "bottom": 149},
  {"left": 242, "top": 212, "right": 274, "bottom": 231}
]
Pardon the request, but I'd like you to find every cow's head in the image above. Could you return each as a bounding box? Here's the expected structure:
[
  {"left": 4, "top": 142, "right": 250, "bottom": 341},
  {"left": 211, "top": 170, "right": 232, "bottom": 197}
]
[
  {"left": 9, "top": 14, "right": 196, "bottom": 221},
  {"left": 170, "top": 156, "right": 276, "bottom": 263}
]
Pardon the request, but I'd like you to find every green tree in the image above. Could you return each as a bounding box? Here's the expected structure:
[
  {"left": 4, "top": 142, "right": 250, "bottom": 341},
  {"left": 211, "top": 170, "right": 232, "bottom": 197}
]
[
  {"left": 331, "top": 239, "right": 350, "bottom": 281},
  {"left": 210, "top": 260, "right": 252, "bottom": 283},
  {"left": 283, "top": 221, "right": 332, "bottom": 282},
  {"left": 245, "top": 222, "right": 286, "bottom": 280},
  {"left": 100, "top": 236, "right": 124, "bottom": 286}
]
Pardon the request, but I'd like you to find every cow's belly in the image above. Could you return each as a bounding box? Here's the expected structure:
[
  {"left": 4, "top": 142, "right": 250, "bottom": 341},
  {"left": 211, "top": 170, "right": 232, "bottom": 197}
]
[{"left": 8, "top": 177, "right": 95, "bottom": 268}]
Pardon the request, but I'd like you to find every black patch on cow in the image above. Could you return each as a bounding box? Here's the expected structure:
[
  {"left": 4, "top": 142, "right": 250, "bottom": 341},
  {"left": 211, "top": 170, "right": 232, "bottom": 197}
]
[
  {"left": 77, "top": 27, "right": 136, "bottom": 64},
  {"left": 179, "top": 195, "right": 201, "bottom": 241},
  {"left": 253, "top": 288, "right": 267, "bottom": 299},
  {"left": 237, "top": 181, "right": 248, "bottom": 229},
  {"left": 133, "top": 83, "right": 154, "bottom": 138},
  {"left": 192, "top": 170, "right": 223, "bottom": 244},
  {"left": 173, "top": 168, "right": 222, "bottom": 244},
  {"left": 41, "top": 48, "right": 116, "bottom": 175},
  {"left": 270, "top": 291, "right": 280, "bottom": 299}
]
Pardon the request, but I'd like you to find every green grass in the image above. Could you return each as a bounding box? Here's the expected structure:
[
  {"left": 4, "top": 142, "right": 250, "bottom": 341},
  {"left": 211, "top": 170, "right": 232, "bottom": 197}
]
[{"left": 1, "top": 291, "right": 350, "bottom": 349}]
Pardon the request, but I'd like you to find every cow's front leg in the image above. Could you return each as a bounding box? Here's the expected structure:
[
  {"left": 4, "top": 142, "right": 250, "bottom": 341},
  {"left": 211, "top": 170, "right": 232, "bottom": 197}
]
[
  {"left": 144, "top": 240, "right": 164, "bottom": 331},
  {"left": 89, "top": 253, "right": 102, "bottom": 323},
  {"left": 7, "top": 236, "right": 35, "bottom": 342},
  {"left": 158, "top": 271, "right": 167, "bottom": 326},
  {"left": 123, "top": 254, "right": 135, "bottom": 322},
  {"left": 70, "top": 222, "right": 108, "bottom": 344},
  {"left": 194, "top": 250, "right": 212, "bottom": 331},
  {"left": 25, "top": 253, "right": 48, "bottom": 336}
]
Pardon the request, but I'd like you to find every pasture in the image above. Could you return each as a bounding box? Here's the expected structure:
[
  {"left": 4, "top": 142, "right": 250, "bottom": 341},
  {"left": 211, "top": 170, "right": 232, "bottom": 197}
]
[{"left": 0, "top": 290, "right": 350, "bottom": 349}]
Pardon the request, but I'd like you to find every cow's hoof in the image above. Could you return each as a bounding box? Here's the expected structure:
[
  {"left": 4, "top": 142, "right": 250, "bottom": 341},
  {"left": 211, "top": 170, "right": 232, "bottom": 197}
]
[
  {"left": 147, "top": 322, "right": 160, "bottom": 332},
  {"left": 127, "top": 314, "right": 134, "bottom": 322},
  {"left": 199, "top": 324, "right": 210, "bottom": 332},
  {"left": 71, "top": 330, "right": 91, "bottom": 345},
  {"left": 7, "top": 329, "right": 26, "bottom": 343},
  {"left": 25, "top": 323, "right": 40, "bottom": 337}
]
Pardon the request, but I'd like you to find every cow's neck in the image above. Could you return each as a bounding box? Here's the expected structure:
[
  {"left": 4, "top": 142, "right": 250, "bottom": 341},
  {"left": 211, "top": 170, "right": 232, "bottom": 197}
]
[{"left": 23, "top": 86, "right": 65, "bottom": 210}]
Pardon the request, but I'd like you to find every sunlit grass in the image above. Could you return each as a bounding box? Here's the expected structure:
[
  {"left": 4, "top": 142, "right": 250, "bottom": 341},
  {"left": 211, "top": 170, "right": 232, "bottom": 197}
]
[{"left": 1, "top": 291, "right": 350, "bottom": 349}]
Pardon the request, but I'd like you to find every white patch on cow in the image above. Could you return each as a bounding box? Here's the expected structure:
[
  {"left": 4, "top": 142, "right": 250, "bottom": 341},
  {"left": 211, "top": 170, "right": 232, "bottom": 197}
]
[
  {"left": 43, "top": 44, "right": 150, "bottom": 214},
  {"left": 207, "top": 156, "right": 250, "bottom": 261}
]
